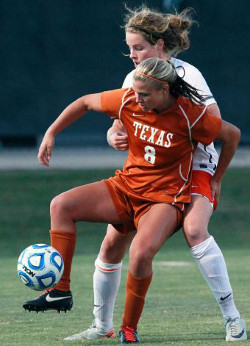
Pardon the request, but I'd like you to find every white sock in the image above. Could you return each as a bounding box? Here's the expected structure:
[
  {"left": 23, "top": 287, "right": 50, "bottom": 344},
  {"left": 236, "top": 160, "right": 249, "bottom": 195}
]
[
  {"left": 191, "top": 236, "right": 240, "bottom": 321},
  {"left": 93, "top": 256, "right": 122, "bottom": 331}
]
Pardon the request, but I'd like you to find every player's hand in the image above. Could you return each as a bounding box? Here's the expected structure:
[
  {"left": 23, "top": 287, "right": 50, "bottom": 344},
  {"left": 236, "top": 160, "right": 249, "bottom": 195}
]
[
  {"left": 210, "top": 176, "right": 221, "bottom": 207},
  {"left": 37, "top": 132, "right": 55, "bottom": 167},
  {"left": 108, "top": 131, "right": 129, "bottom": 151}
]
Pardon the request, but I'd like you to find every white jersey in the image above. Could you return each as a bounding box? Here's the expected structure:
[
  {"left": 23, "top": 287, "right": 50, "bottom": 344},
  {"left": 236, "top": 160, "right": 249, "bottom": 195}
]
[{"left": 122, "top": 57, "right": 218, "bottom": 175}]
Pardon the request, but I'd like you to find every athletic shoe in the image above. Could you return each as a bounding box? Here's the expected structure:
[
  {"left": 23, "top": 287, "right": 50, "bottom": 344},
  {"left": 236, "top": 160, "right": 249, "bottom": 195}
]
[
  {"left": 225, "top": 317, "right": 247, "bottom": 341},
  {"left": 119, "top": 326, "right": 140, "bottom": 344},
  {"left": 64, "top": 320, "right": 116, "bottom": 340},
  {"left": 23, "top": 289, "right": 73, "bottom": 313}
]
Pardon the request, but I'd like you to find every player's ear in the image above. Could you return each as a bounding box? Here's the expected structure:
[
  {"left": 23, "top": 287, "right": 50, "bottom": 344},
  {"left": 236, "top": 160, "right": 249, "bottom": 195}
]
[
  {"left": 162, "top": 82, "right": 169, "bottom": 94},
  {"left": 156, "top": 39, "right": 164, "bottom": 50}
]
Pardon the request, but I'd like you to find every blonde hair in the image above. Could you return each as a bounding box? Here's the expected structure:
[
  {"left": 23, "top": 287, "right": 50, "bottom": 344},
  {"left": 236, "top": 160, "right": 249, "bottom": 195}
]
[
  {"left": 124, "top": 5, "right": 195, "bottom": 57},
  {"left": 134, "top": 58, "right": 206, "bottom": 104},
  {"left": 134, "top": 57, "right": 177, "bottom": 87}
]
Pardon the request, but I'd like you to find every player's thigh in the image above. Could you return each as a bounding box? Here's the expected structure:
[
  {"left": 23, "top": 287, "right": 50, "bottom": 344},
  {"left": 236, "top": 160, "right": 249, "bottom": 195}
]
[
  {"left": 183, "top": 195, "right": 213, "bottom": 245},
  {"left": 54, "top": 181, "right": 121, "bottom": 224},
  {"left": 99, "top": 224, "right": 135, "bottom": 263},
  {"left": 131, "top": 203, "right": 178, "bottom": 256}
]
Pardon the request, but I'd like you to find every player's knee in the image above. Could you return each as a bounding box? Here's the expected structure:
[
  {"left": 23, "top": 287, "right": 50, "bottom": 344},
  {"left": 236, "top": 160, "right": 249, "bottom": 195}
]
[
  {"left": 99, "top": 235, "right": 125, "bottom": 263},
  {"left": 99, "top": 239, "right": 120, "bottom": 262},
  {"left": 50, "top": 194, "right": 69, "bottom": 218},
  {"left": 99, "top": 225, "right": 129, "bottom": 262},
  {"left": 129, "top": 246, "right": 155, "bottom": 268},
  {"left": 183, "top": 222, "right": 209, "bottom": 246}
]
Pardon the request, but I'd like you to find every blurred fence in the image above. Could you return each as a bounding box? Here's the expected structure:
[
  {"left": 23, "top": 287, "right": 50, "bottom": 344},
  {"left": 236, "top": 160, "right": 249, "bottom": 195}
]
[{"left": 1, "top": 0, "right": 250, "bottom": 147}]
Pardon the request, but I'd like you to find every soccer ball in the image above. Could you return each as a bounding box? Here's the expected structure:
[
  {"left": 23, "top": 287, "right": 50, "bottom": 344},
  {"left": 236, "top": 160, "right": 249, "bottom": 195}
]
[{"left": 17, "top": 244, "right": 64, "bottom": 291}]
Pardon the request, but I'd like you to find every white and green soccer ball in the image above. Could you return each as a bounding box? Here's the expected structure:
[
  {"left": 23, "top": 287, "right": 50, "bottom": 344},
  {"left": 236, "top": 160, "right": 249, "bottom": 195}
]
[{"left": 17, "top": 244, "right": 64, "bottom": 291}]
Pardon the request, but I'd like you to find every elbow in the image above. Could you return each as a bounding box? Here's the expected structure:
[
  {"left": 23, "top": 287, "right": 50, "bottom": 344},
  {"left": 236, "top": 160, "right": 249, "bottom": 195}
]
[
  {"left": 236, "top": 126, "right": 241, "bottom": 141},
  {"left": 78, "top": 96, "right": 88, "bottom": 111},
  {"left": 232, "top": 125, "right": 241, "bottom": 145},
  {"left": 219, "top": 120, "right": 241, "bottom": 146}
]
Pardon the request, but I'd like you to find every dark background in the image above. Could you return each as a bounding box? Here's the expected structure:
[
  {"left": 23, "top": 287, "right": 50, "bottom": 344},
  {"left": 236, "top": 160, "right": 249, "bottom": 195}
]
[{"left": 1, "top": 0, "right": 249, "bottom": 147}]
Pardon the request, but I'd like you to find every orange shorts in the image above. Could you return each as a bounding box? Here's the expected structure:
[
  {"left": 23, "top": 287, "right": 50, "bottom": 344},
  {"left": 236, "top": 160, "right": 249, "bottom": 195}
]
[
  {"left": 104, "top": 175, "right": 184, "bottom": 235},
  {"left": 191, "top": 170, "right": 216, "bottom": 210}
]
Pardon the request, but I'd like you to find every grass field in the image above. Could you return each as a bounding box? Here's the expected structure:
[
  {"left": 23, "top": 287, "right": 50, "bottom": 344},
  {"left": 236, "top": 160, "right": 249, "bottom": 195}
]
[{"left": 1, "top": 168, "right": 250, "bottom": 345}]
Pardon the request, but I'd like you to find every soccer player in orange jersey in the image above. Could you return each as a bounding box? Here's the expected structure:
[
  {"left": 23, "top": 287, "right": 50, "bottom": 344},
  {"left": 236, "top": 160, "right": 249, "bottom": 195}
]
[{"left": 24, "top": 57, "right": 242, "bottom": 343}]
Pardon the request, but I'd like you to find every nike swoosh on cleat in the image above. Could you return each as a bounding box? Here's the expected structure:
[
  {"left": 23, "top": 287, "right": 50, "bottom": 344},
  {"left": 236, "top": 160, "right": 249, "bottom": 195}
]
[
  {"left": 220, "top": 293, "right": 232, "bottom": 301},
  {"left": 46, "top": 295, "right": 71, "bottom": 302},
  {"left": 232, "top": 329, "right": 245, "bottom": 339}
]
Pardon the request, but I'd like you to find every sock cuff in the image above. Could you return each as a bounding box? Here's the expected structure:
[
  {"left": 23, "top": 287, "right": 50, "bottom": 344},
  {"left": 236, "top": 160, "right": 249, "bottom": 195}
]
[
  {"left": 95, "top": 256, "right": 122, "bottom": 273},
  {"left": 50, "top": 229, "right": 76, "bottom": 241},
  {"left": 128, "top": 271, "right": 153, "bottom": 281},
  {"left": 190, "top": 235, "right": 215, "bottom": 259},
  {"left": 126, "top": 271, "right": 153, "bottom": 296}
]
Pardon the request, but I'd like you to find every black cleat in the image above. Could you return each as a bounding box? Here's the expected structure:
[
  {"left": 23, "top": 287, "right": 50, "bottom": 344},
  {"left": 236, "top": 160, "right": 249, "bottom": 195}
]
[
  {"left": 119, "top": 326, "right": 140, "bottom": 344},
  {"left": 23, "top": 289, "right": 73, "bottom": 313}
]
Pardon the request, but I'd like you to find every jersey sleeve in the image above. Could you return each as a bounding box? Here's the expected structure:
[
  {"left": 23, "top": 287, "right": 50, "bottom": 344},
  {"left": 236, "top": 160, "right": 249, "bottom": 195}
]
[
  {"left": 190, "top": 108, "right": 222, "bottom": 145},
  {"left": 122, "top": 70, "right": 135, "bottom": 88},
  {"left": 100, "top": 89, "right": 125, "bottom": 118},
  {"left": 181, "top": 64, "right": 216, "bottom": 106}
]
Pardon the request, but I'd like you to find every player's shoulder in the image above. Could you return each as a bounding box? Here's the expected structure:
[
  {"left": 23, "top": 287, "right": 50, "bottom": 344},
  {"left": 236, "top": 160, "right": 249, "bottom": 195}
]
[
  {"left": 171, "top": 57, "right": 202, "bottom": 74},
  {"left": 103, "top": 87, "right": 135, "bottom": 104},
  {"left": 101, "top": 88, "right": 134, "bottom": 111},
  {"left": 100, "top": 87, "right": 136, "bottom": 117},
  {"left": 102, "top": 87, "right": 131, "bottom": 97},
  {"left": 177, "top": 96, "right": 206, "bottom": 117},
  {"left": 171, "top": 57, "right": 204, "bottom": 80},
  {"left": 122, "top": 70, "right": 135, "bottom": 88}
]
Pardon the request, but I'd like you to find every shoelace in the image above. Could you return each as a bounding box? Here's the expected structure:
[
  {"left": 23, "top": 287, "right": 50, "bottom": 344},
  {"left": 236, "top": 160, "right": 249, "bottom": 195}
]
[
  {"left": 229, "top": 320, "right": 239, "bottom": 335},
  {"left": 35, "top": 288, "right": 53, "bottom": 299},
  {"left": 88, "top": 320, "right": 97, "bottom": 330},
  {"left": 123, "top": 326, "right": 137, "bottom": 342},
  {"left": 45, "top": 288, "right": 53, "bottom": 294}
]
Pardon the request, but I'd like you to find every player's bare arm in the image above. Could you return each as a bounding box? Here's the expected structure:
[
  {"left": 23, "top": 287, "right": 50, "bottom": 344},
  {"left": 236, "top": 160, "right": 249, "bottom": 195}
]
[
  {"left": 211, "top": 120, "right": 241, "bottom": 204},
  {"left": 38, "top": 93, "right": 102, "bottom": 166}
]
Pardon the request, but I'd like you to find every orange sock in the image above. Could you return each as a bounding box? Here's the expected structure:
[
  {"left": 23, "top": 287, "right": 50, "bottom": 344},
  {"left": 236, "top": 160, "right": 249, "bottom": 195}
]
[
  {"left": 122, "top": 271, "right": 153, "bottom": 329},
  {"left": 50, "top": 230, "right": 76, "bottom": 292}
]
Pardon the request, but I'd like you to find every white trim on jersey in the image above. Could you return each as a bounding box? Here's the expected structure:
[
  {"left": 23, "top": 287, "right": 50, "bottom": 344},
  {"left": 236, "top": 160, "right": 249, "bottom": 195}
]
[
  {"left": 179, "top": 163, "right": 188, "bottom": 182},
  {"left": 118, "top": 91, "right": 135, "bottom": 120},
  {"left": 119, "top": 89, "right": 135, "bottom": 120},
  {"left": 178, "top": 104, "right": 193, "bottom": 149},
  {"left": 121, "top": 88, "right": 131, "bottom": 104},
  {"left": 172, "top": 156, "right": 193, "bottom": 204},
  {"left": 171, "top": 102, "right": 200, "bottom": 204},
  {"left": 190, "top": 105, "right": 208, "bottom": 129}
]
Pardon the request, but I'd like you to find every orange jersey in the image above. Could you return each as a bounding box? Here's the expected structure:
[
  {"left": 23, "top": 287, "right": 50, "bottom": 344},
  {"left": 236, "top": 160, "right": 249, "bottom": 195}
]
[{"left": 101, "top": 88, "right": 221, "bottom": 205}]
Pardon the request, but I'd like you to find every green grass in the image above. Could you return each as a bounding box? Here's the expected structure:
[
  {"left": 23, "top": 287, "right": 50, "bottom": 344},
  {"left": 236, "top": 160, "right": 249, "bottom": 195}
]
[{"left": 0, "top": 168, "right": 250, "bottom": 345}]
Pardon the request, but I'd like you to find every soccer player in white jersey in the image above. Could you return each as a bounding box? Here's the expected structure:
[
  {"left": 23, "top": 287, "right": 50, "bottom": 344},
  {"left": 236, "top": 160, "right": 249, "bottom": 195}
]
[{"left": 74, "top": 7, "right": 246, "bottom": 343}]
